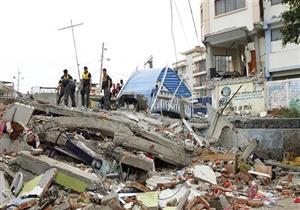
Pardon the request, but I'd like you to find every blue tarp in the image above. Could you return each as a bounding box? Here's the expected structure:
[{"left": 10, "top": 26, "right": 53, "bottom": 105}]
[{"left": 119, "top": 67, "right": 192, "bottom": 102}]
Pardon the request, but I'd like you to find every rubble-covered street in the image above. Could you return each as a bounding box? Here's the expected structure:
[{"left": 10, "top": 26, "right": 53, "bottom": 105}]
[{"left": 1, "top": 97, "right": 300, "bottom": 210}]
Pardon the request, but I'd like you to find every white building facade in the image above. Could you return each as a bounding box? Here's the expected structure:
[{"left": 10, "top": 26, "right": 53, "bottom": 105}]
[
  {"left": 264, "top": 0, "right": 300, "bottom": 80},
  {"left": 173, "top": 46, "right": 207, "bottom": 99},
  {"left": 201, "top": 0, "right": 265, "bottom": 79}
]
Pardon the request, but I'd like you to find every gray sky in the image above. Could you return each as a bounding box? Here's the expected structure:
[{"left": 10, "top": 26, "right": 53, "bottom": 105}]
[{"left": 0, "top": 0, "right": 201, "bottom": 93}]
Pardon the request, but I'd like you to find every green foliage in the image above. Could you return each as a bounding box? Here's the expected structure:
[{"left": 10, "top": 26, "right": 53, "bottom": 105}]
[
  {"left": 277, "top": 107, "right": 300, "bottom": 118},
  {"left": 281, "top": 0, "right": 300, "bottom": 46}
]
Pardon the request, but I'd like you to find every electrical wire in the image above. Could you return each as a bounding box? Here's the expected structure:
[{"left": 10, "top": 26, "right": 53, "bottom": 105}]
[
  {"left": 170, "top": 0, "right": 178, "bottom": 70},
  {"left": 173, "top": 0, "right": 190, "bottom": 48},
  {"left": 188, "top": 0, "right": 200, "bottom": 46}
]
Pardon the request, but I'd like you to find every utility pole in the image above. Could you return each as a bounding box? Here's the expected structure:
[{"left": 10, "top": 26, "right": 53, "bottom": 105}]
[
  {"left": 99, "top": 42, "right": 105, "bottom": 95},
  {"left": 58, "top": 20, "right": 83, "bottom": 80},
  {"left": 13, "top": 68, "right": 24, "bottom": 93}
]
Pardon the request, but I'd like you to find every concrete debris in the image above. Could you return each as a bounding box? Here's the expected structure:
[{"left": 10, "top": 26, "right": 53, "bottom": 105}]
[
  {"left": 0, "top": 99, "right": 300, "bottom": 209},
  {"left": 193, "top": 165, "right": 217, "bottom": 185}
]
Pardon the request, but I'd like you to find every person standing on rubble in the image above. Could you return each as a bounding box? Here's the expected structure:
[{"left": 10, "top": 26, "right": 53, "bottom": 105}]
[
  {"left": 80, "top": 66, "right": 92, "bottom": 108},
  {"left": 101, "top": 68, "right": 112, "bottom": 110},
  {"left": 57, "top": 69, "right": 76, "bottom": 107}
]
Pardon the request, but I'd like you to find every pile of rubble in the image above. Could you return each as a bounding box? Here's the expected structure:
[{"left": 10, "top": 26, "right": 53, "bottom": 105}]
[{"left": 1, "top": 99, "right": 300, "bottom": 210}]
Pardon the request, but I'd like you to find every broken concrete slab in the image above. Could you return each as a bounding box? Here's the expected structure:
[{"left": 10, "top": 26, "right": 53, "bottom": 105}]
[
  {"left": 19, "top": 168, "right": 57, "bottom": 197},
  {"left": 120, "top": 151, "right": 155, "bottom": 172},
  {"left": 240, "top": 139, "right": 258, "bottom": 161},
  {"left": 182, "top": 119, "right": 208, "bottom": 148},
  {"left": 10, "top": 172, "right": 23, "bottom": 196},
  {"left": 114, "top": 133, "right": 190, "bottom": 166},
  {"left": 6, "top": 197, "right": 39, "bottom": 210},
  {"left": 3, "top": 102, "right": 34, "bottom": 125},
  {"left": 0, "top": 162, "right": 16, "bottom": 178},
  {"left": 10, "top": 151, "right": 100, "bottom": 192},
  {"left": 207, "top": 104, "right": 234, "bottom": 142},
  {"left": 177, "top": 189, "right": 190, "bottom": 210},
  {"left": 0, "top": 134, "right": 33, "bottom": 154},
  {"left": 193, "top": 165, "right": 217, "bottom": 185},
  {"left": 101, "top": 193, "right": 119, "bottom": 206},
  {"left": 136, "top": 191, "right": 159, "bottom": 210},
  {"left": 0, "top": 170, "right": 10, "bottom": 204},
  {"left": 41, "top": 116, "right": 133, "bottom": 138},
  {"left": 146, "top": 176, "right": 175, "bottom": 190}
]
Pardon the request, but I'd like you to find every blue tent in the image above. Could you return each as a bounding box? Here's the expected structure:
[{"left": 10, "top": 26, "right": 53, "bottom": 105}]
[{"left": 119, "top": 67, "right": 192, "bottom": 103}]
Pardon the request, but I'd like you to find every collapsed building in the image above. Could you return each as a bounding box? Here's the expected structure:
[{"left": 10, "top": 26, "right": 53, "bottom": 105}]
[{"left": 0, "top": 94, "right": 300, "bottom": 209}]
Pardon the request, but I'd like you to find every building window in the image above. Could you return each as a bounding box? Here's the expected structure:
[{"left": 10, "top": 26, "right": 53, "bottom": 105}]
[
  {"left": 271, "top": 0, "right": 282, "bottom": 5},
  {"left": 271, "top": 28, "right": 282, "bottom": 41},
  {"left": 215, "top": 56, "right": 232, "bottom": 73},
  {"left": 199, "top": 60, "right": 206, "bottom": 72},
  {"left": 215, "top": 0, "right": 245, "bottom": 16},
  {"left": 200, "top": 74, "right": 206, "bottom": 86},
  {"left": 195, "top": 60, "right": 206, "bottom": 73},
  {"left": 199, "top": 89, "right": 207, "bottom": 97}
]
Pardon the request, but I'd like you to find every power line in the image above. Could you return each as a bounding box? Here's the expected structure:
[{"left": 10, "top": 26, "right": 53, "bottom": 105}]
[
  {"left": 188, "top": 0, "right": 200, "bottom": 46},
  {"left": 170, "top": 0, "right": 178, "bottom": 70},
  {"left": 173, "top": 0, "right": 190, "bottom": 48}
]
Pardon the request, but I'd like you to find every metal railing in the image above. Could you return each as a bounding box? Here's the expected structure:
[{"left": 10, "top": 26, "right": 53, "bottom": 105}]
[{"left": 151, "top": 91, "right": 192, "bottom": 118}]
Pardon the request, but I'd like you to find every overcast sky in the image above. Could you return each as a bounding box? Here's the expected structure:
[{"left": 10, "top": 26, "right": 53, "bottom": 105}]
[{"left": 0, "top": 0, "right": 201, "bottom": 93}]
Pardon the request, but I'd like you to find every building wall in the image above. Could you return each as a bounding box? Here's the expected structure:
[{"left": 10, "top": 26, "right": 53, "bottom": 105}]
[
  {"left": 185, "top": 53, "right": 197, "bottom": 92},
  {"left": 213, "top": 79, "right": 265, "bottom": 115},
  {"left": 264, "top": 0, "right": 287, "bottom": 21},
  {"left": 264, "top": 0, "right": 300, "bottom": 77},
  {"left": 202, "top": 0, "right": 261, "bottom": 36},
  {"left": 269, "top": 41, "right": 300, "bottom": 73},
  {"left": 266, "top": 78, "right": 300, "bottom": 112}
]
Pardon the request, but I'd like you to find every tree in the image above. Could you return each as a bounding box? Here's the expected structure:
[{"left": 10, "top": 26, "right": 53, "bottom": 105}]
[{"left": 281, "top": 0, "right": 300, "bottom": 46}]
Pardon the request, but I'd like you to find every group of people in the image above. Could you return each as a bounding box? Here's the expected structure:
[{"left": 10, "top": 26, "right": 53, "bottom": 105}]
[{"left": 57, "top": 67, "right": 120, "bottom": 110}]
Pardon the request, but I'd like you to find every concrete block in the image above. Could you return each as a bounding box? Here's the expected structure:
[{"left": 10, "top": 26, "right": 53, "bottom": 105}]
[
  {"left": 3, "top": 102, "right": 34, "bottom": 125},
  {"left": 121, "top": 151, "right": 155, "bottom": 172},
  {"left": 0, "top": 134, "right": 32, "bottom": 154}
]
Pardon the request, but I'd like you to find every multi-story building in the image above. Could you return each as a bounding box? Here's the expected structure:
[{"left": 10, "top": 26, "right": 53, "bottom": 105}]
[
  {"left": 264, "top": 0, "right": 300, "bottom": 80},
  {"left": 173, "top": 46, "right": 207, "bottom": 99},
  {"left": 0, "top": 81, "right": 16, "bottom": 97},
  {"left": 201, "top": 0, "right": 265, "bottom": 78},
  {"left": 200, "top": 0, "right": 266, "bottom": 115}
]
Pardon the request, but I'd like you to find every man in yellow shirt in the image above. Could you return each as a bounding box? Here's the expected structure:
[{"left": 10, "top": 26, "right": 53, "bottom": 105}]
[{"left": 80, "top": 66, "right": 91, "bottom": 108}]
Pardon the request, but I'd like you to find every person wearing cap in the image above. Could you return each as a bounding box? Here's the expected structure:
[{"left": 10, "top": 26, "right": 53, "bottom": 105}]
[
  {"left": 57, "top": 69, "right": 76, "bottom": 107},
  {"left": 80, "top": 66, "right": 92, "bottom": 108},
  {"left": 101, "top": 68, "right": 112, "bottom": 110}
]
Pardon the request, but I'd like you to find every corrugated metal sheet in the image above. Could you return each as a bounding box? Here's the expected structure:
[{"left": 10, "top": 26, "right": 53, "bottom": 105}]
[
  {"left": 120, "top": 67, "right": 192, "bottom": 100},
  {"left": 157, "top": 68, "right": 192, "bottom": 97}
]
